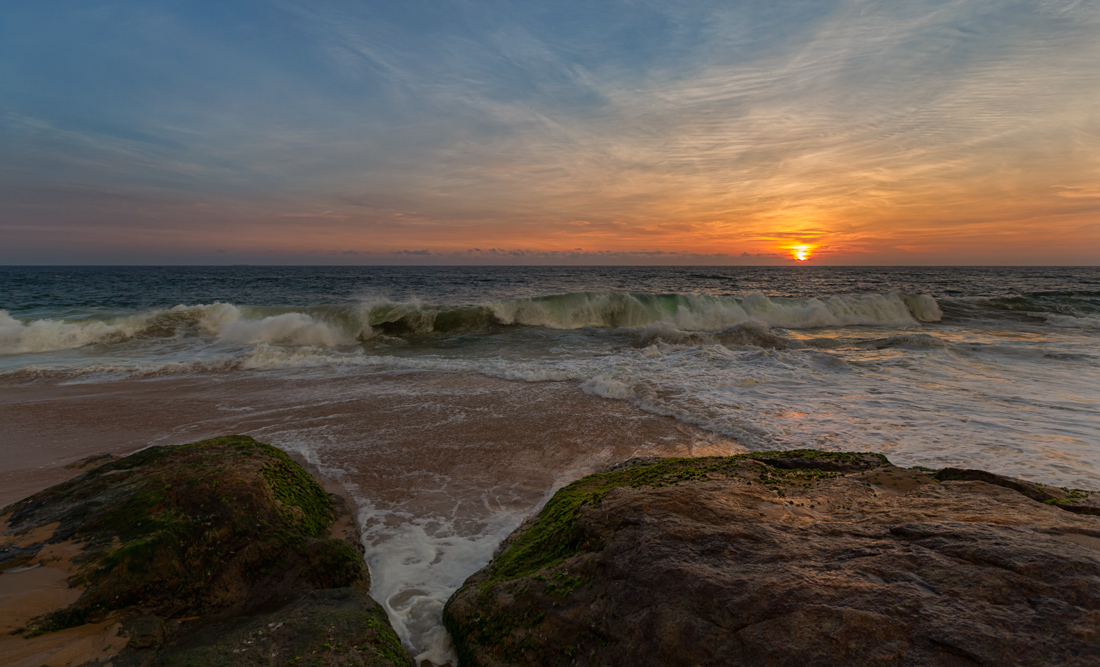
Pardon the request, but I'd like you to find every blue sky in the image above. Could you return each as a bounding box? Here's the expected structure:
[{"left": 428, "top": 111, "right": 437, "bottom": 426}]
[{"left": 2, "top": 0, "right": 1098, "bottom": 264}]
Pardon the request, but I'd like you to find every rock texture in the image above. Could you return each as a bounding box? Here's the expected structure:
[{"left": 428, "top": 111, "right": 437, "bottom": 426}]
[
  {"left": 444, "top": 450, "right": 1100, "bottom": 667},
  {"left": 0, "top": 435, "right": 411, "bottom": 667},
  {"left": 150, "top": 588, "right": 409, "bottom": 667}
]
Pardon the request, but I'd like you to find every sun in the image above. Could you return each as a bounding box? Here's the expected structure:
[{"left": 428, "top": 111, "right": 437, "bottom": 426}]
[{"left": 786, "top": 244, "right": 815, "bottom": 262}]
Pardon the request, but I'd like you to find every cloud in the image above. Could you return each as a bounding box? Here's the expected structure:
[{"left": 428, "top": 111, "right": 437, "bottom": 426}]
[
  {"left": 1052, "top": 185, "right": 1100, "bottom": 199},
  {"left": 333, "top": 247, "right": 793, "bottom": 266},
  {"left": 2, "top": 1, "right": 1099, "bottom": 263}
]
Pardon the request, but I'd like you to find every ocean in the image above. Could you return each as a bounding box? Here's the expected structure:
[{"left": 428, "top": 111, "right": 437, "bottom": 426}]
[{"left": 2, "top": 265, "right": 1099, "bottom": 664}]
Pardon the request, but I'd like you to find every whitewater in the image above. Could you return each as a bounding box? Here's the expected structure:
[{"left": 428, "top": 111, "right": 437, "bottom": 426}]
[{"left": 2, "top": 265, "right": 1099, "bottom": 664}]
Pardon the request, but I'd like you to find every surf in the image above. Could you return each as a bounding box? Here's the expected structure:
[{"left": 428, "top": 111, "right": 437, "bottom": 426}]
[{"left": 0, "top": 291, "right": 944, "bottom": 356}]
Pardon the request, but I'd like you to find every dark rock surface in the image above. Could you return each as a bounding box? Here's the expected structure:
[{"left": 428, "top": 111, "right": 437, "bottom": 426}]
[
  {"left": 64, "top": 453, "right": 119, "bottom": 471},
  {"left": 934, "top": 467, "right": 1099, "bottom": 515},
  {"left": 0, "top": 434, "right": 411, "bottom": 666},
  {"left": 147, "top": 588, "right": 409, "bottom": 667},
  {"left": 444, "top": 450, "right": 1100, "bottom": 667}
]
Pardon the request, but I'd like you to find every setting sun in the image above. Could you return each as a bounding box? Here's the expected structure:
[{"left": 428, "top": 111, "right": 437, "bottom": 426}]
[{"left": 786, "top": 244, "right": 815, "bottom": 262}]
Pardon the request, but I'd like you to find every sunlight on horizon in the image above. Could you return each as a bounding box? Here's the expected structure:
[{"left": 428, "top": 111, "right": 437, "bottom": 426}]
[{"left": 786, "top": 244, "right": 816, "bottom": 262}]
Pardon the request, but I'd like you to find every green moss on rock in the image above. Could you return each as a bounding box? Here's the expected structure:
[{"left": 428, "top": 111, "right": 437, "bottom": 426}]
[
  {"left": 934, "top": 467, "right": 1100, "bottom": 515},
  {"left": 259, "top": 447, "right": 334, "bottom": 538},
  {"left": 446, "top": 449, "right": 1100, "bottom": 667},
  {"left": 153, "top": 589, "right": 413, "bottom": 667},
  {"left": 488, "top": 450, "right": 891, "bottom": 583},
  {"left": 4, "top": 435, "right": 368, "bottom": 640}
]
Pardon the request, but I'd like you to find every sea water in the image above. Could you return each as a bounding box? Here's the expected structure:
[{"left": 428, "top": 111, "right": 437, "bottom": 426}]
[{"left": 2, "top": 265, "right": 1098, "bottom": 663}]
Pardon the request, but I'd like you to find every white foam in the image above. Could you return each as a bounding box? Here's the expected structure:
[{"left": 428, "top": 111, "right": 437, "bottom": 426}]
[
  {"left": 487, "top": 291, "right": 939, "bottom": 331},
  {"left": 0, "top": 302, "right": 364, "bottom": 358},
  {"left": 357, "top": 498, "right": 527, "bottom": 665},
  {"left": 186, "top": 303, "right": 354, "bottom": 346},
  {"left": 0, "top": 309, "right": 149, "bottom": 355},
  {"left": 218, "top": 312, "right": 352, "bottom": 346},
  {"left": 239, "top": 344, "right": 359, "bottom": 369},
  {"left": 0, "top": 291, "right": 946, "bottom": 363}
]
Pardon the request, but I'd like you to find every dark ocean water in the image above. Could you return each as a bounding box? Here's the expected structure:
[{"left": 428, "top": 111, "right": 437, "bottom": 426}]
[{"left": 4, "top": 265, "right": 1100, "bottom": 316}]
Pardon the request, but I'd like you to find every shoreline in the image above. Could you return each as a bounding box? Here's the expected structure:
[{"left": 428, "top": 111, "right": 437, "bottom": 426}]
[
  {"left": 0, "top": 369, "right": 739, "bottom": 661},
  {"left": 3, "top": 364, "right": 1099, "bottom": 663},
  {"left": 4, "top": 441, "right": 1097, "bottom": 666}
]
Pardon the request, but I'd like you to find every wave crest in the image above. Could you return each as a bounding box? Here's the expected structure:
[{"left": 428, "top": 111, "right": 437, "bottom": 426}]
[
  {"left": 0, "top": 304, "right": 358, "bottom": 356},
  {"left": 488, "top": 291, "right": 939, "bottom": 330},
  {"left": 0, "top": 291, "right": 943, "bottom": 356},
  {"left": 0, "top": 310, "right": 149, "bottom": 354}
]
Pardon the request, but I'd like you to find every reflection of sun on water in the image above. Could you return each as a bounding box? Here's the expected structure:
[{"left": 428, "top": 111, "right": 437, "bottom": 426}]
[{"left": 787, "top": 244, "right": 815, "bottom": 262}]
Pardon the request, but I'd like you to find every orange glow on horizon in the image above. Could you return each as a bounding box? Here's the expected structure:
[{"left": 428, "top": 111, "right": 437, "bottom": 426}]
[{"left": 786, "top": 244, "right": 816, "bottom": 262}]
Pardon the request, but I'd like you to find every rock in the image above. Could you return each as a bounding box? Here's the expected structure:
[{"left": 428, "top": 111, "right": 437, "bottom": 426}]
[
  {"left": 124, "top": 615, "right": 168, "bottom": 649},
  {"left": 64, "top": 453, "right": 119, "bottom": 470},
  {"left": 444, "top": 450, "right": 1100, "bottom": 667},
  {"left": 147, "top": 588, "right": 408, "bottom": 667},
  {"left": 0, "top": 434, "right": 411, "bottom": 666},
  {"left": 935, "top": 467, "right": 1100, "bottom": 515}
]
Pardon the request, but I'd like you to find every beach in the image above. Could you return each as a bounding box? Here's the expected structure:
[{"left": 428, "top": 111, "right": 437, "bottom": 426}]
[
  {"left": 2, "top": 265, "right": 1099, "bottom": 663},
  {"left": 0, "top": 367, "right": 734, "bottom": 662}
]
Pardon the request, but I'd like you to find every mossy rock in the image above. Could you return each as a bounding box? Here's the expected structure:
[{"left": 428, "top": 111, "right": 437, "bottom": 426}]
[
  {"left": 149, "top": 588, "right": 412, "bottom": 667},
  {"left": 485, "top": 450, "right": 888, "bottom": 583},
  {"left": 0, "top": 435, "right": 378, "bottom": 651},
  {"left": 444, "top": 450, "right": 1100, "bottom": 667},
  {"left": 934, "top": 467, "right": 1100, "bottom": 515},
  {"left": 447, "top": 450, "right": 894, "bottom": 666}
]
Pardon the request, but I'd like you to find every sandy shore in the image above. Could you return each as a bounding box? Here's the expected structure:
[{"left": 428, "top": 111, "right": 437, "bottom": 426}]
[
  {"left": 0, "top": 518, "right": 128, "bottom": 667},
  {"left": 0, "top": 370, "right": 736, "bottom": 507}
]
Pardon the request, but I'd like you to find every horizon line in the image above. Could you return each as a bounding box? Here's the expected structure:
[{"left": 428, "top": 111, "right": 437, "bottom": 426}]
[{"left": 2, "top": 264, "right": 1098, "bottom": 269}]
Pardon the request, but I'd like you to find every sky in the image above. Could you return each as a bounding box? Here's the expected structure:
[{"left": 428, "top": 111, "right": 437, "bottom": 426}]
[{"left": 1, "top": 0, "right": 1098, "bottom": 265}]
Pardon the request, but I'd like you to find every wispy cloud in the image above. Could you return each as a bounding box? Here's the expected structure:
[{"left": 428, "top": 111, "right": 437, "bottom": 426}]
[{"left": 1, "top": 0, "right": 1098, "bottom": 263}]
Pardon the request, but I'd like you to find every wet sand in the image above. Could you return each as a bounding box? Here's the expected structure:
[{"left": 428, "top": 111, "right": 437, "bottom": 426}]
[
  {"left": 0, "top": 517, "right": 127, "bottom": 667},
  {"left": 0, "top": 369, "right": 736, "bottom": 505},
  {"left": 0, "top": 368, "right": 739, "bottom": 662}
]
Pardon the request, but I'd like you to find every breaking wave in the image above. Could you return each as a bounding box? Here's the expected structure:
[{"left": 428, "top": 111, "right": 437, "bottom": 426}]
[
  {"left": 487, "top": 291, "right": 941, "bottom": 330},
  {"left": 0, "top": 304, "right": 355, "bottom": 355},
  {"left": 0, "top": 310, "right": 149, "bottom": 354},
  {"left": 0, "top": 291, "right": 943, "bottom": 356}
]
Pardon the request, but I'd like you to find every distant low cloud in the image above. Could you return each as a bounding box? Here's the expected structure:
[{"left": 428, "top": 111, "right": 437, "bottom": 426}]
[{"left": 325, "top": 247, "right": 792, "bottom": 265}]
